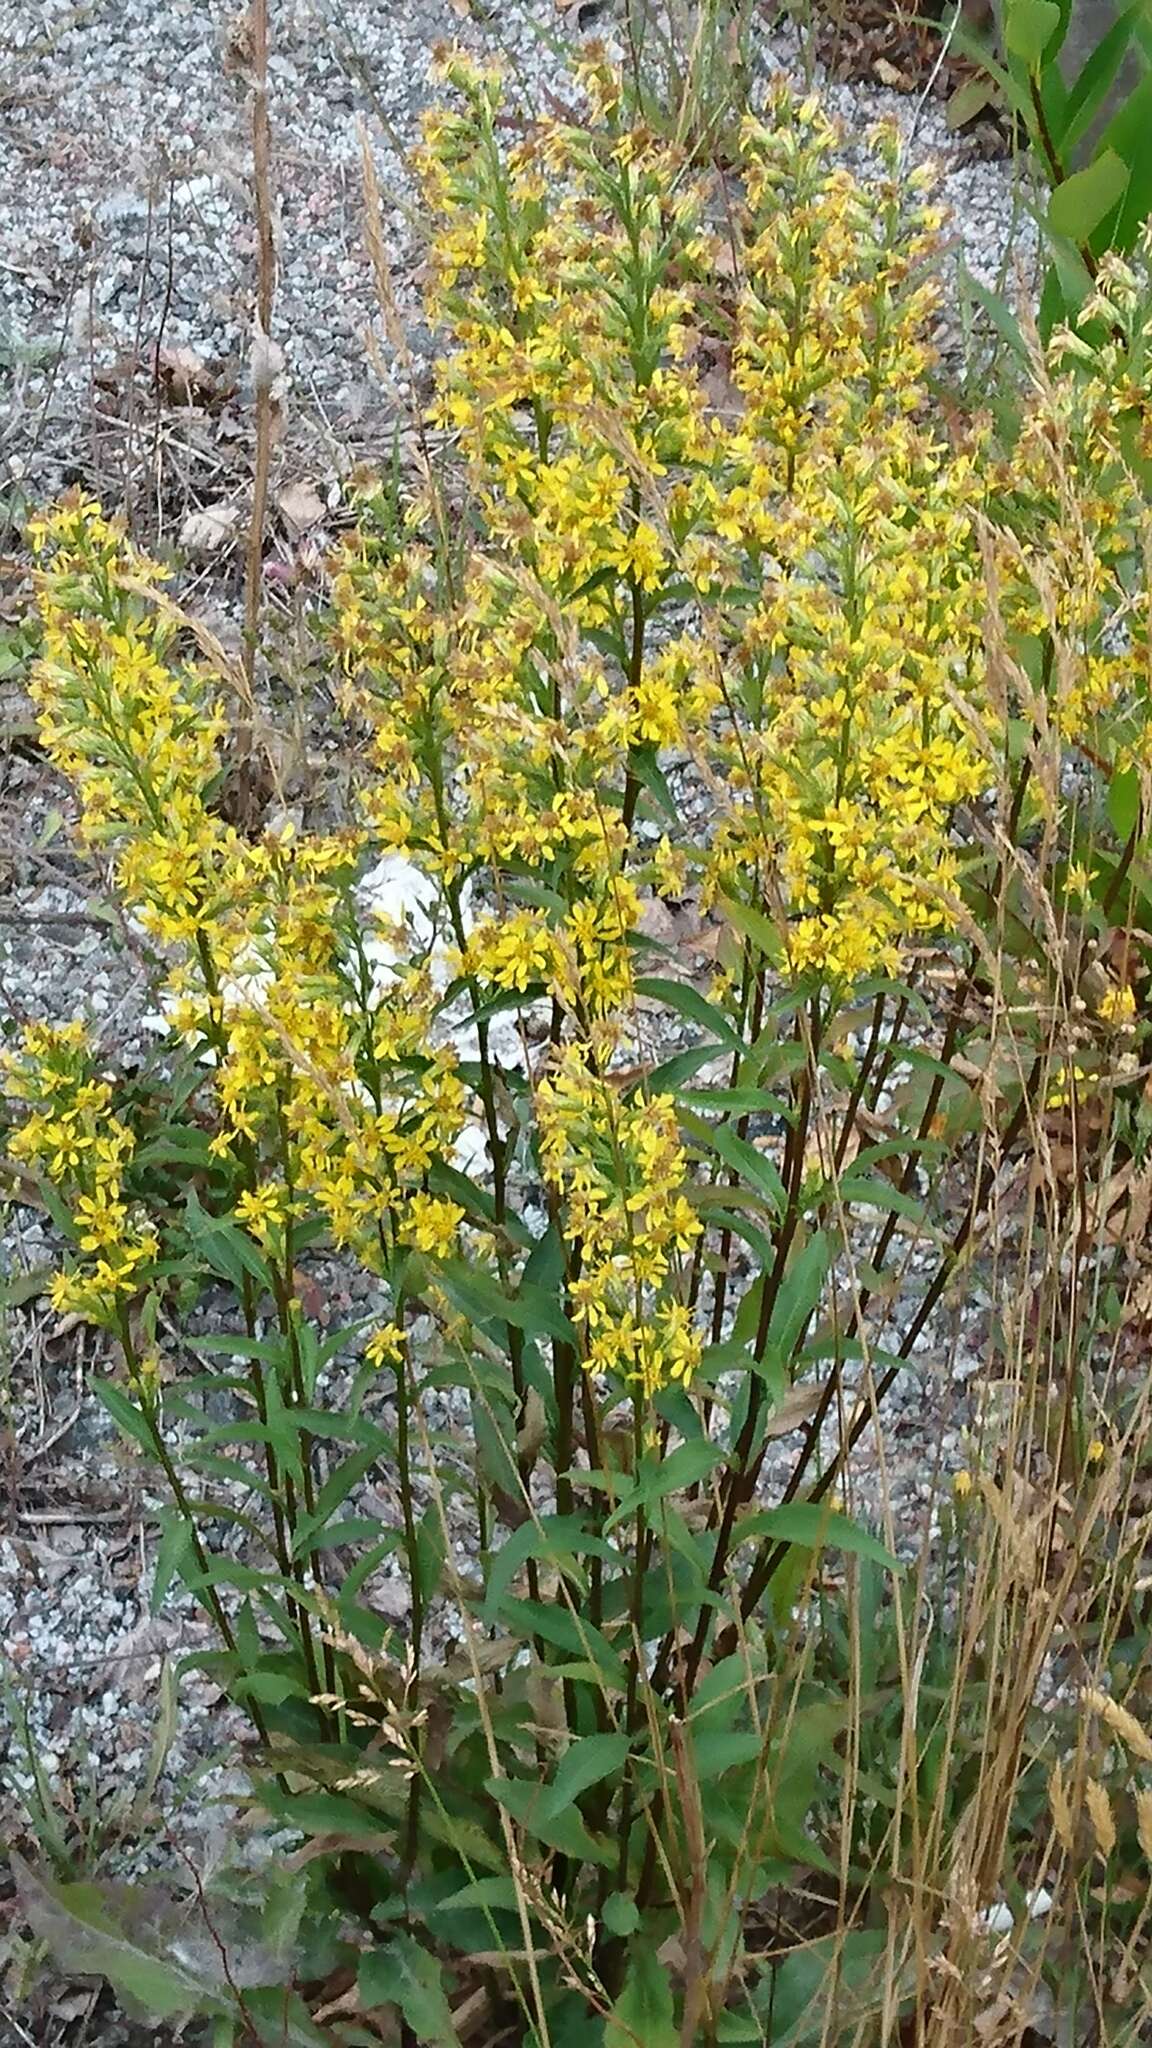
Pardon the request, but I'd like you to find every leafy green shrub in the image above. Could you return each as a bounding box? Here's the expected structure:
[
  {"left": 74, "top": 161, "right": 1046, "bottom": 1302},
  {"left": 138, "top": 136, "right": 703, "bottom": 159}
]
[
  {"left": 8, "top": 52, "right": 1152, "bottom": 2045},
  {"left": 961, "top": 0, "right": 1152, "bottom": 328}
]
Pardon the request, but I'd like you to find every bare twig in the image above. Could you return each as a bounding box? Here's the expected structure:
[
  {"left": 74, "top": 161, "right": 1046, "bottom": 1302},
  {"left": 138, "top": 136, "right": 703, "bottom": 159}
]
[{"left": 242, "top": 0, "right": 277, "bottom": 707}]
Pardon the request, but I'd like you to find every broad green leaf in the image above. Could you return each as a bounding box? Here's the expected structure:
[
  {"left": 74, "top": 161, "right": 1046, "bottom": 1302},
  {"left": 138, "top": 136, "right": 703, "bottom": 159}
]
[
  {"left": 1047, "top": 149, "right": 1128, "bottom": 241},
  {"left": 12, "top": 1855, "right": 229, "bottom": 2028},
  {"left": 1109, "top": 763, "right": 1142, "bottom": 841},
  {"left": 693, "top": 1728, "right": 767, "bottom": 1782},
  {"left": 497, "top": 1599, "right": 627, "bottom": 1688},
  {"left": 601, "top": 1892, "right": 641, "bottom": 1937},
  {"left": 486, "top": 1774, "right": 615, "bottom": 1866},
  {"left": 132, "top": 1128, "right": 217, "bottom": 1170},
  {"left": 439, "top": 1259, "right": 579, "bottom": 1347},
  {"left": 0, "top": 1264, "right": 52, "bottom": 1308},
  {"left": 539, "top": 1733, "right": 632, "bottom": 1823},
  {"left": 719, "top": 891, "right": 785, "bottom": 966},
  {"left": 259, "top": 1788, "right": 395, "bottom": 1842},
  {"left": 1100, "top": 70, "right": 1152, "bottom": 248},
  {"left": 414, "top": 1499, "right": 446, "bottom": 1605},
  {"left": 182, "top": 1193, "right": 273, "bottom": 1292},
  {"left": 605, "top": 1947, "right": 677, "bottom": 2048},
  {"left": 429, "top": 1876, "right": 521, "bottom": 1914},
  {"left": 1004, "top": 0, "right": 1061, "bottom": 68},
  {"left": 752, "top": 1929, "right": 890, "bottom": 2047},
  {"left": 360, "top": 1934, "right": 460, "bottom": 2045}
]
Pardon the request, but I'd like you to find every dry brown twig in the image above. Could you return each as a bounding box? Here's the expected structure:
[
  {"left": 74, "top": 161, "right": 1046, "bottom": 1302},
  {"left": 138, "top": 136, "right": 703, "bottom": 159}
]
[{"left": 242, "top": 0, "right": 278, "bottom": 721}]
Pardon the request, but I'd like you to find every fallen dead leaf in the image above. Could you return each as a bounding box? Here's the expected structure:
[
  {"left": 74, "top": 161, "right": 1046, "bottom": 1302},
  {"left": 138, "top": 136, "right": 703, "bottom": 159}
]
[
  {"left": 155, "top": 344, "right": 219, "bottom": 407},
  {"left": 277, "top": 480, "right": 326, "bottom": 534},
  {"left": 762, "top": 1379, "right": 827, "bottom": 1439},
  {"left": 179, "top": 502, "right": 241, "bottom": 558}
]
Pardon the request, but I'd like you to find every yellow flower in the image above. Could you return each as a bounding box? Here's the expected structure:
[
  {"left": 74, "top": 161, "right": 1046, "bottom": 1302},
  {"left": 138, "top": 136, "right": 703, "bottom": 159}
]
[
  {"left": 1098, "top": 983, "right": 1136, "bottom": 1025},
  {"left": 365, "top": 1322, "right": 406, "bottom": 1369},
  {"left": 235, "top": 1184, "right": 292, "bottom": 1248},
  {"left": 404, "top": 1193, "right": 465, "bottom": 1258}
]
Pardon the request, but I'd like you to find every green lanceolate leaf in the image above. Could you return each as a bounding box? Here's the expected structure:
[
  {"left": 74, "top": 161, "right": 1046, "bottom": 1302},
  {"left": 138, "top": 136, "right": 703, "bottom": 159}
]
[
  {"left": 539, "top": 1732, "right": 632, "bottom": 1823},
  {"left": 1060, "top": 3, "right": 1146, "bottom": 156},
  {"left": 634, "top": 975, "right": 746, "bottom": 1054},
  {"left": 483, "top": 1514, "right": 619, "bottom": 1620},
  {"left": 732, "top": 1503, "right": 900, "bottom": 1572},
  {"left": 1004, "top": 0, "right": 1061, "bottom": 69},
  {"left": 150, "top": 1514, "right": 195, "bottom": 1616},
  {"left": 602, "top": 1440, "right": 726, "bottom": 1534},
  {"left": 439, "top": 1258, "right": 579, "bottom": 1346}
]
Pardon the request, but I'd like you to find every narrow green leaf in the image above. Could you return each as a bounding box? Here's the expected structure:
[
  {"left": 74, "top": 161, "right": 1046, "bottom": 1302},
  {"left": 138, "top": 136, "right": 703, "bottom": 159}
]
[
  {"left": 486, "top": 1774, "right": 615, "bottom": 1866},
  {"left": 634, "top": 976, "right": 745, "bottom": 1054},
  {"left": 439, "top": 1260, "right": 579, "bottom": 1347},
  {"left": 290, "top": 1446, "right": 380, "bottom": 1559},
  {"left": 718, "top": 891, "right": 784, "bottom": 966},
  {"left": 691, "top": 1120, "right": 786, "bottom": 1214},
  {"left": 643, "top": 1044, "right": 726, "bottom": 1093},
  {"left": 260, "top": 1788, "right": 394, "bottom": 1843},
  {"left": 827, "top": 1174, "right": 936, "bottom": 1229},
  {"left": 603, "top": 1441, "right": 725, "bottom": 1535},
  {"left": 91, "top": 1380, "right": 155, "bottom": 1455},
  {"left": 150, "top": 1516, "right": 194, "bottom": 1617},
  {"left": 497, "top": 1600, "right": 627, "bottom": 1688},
  {"left": 429, "top": 1876, "right": 520, "bottom": 1915},
  {"left": 732, "top": 1504, "right": 899, "bottom": 1571},
  {"left": 1060, "top": 3, "right": 1145, "bottom": 155},
  {"left": 484, "top": 1515, "right": 618, "bottom": 1621},
  {"left": 759, "top": 1231, "right": 830, "bottom": 1376}
]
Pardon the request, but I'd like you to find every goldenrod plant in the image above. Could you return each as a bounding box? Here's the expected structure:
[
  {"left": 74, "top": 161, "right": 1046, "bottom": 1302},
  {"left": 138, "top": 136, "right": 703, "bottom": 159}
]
[{"left": 9, "top": 56, "right": 1152, "bottom": 2045}]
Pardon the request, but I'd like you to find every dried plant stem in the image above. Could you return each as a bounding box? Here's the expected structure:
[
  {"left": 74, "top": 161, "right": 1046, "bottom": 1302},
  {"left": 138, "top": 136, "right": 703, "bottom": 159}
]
[{"left": 243, "top": 0, "right": 276, "bottom": 702}]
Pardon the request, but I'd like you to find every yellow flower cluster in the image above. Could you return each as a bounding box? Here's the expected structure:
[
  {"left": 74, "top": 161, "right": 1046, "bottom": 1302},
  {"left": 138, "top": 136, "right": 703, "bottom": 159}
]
[
  {"left": 22, "top": 508, "right": 477, "bottom": 1295},
  {"left": 28, "top": 500, "right": 233, "bottom": 948},
  {"left": 690, "top": 100, "right": 988, "bottom": 980},
  {"left": 537, "top": 1050, "right": 702, "bottom": 1399},
  {"left": 15, "top": 78, "right": 1152, "bottom": 1412},
  {"left": 400, "top": 58, "right": 992, "bottom": 992},
  {"left": 3, "top": 1021, "right": 158, "bottom": 1325},
  {"left": 991, "top": 240, "right": 1152, "bottom": 762}
]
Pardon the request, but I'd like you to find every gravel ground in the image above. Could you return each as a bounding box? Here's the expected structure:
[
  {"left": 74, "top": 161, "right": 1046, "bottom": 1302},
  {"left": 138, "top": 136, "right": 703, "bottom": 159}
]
[{"left": 0, "top": 1, "right": 1040, "bottom": 2038}]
